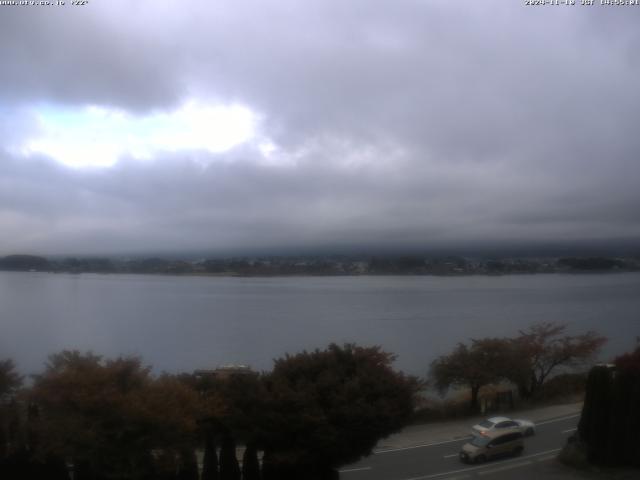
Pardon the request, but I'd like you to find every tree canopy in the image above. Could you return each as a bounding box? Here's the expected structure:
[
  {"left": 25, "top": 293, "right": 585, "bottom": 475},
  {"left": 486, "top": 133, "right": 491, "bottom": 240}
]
[
  {"left": 430, "top": 338, "right": 512, "bottom": 412},
  {"left": 0, "top": 359, "right": 22, "bottom": 399},
  {"left": 0, "top": 255, "right": 49, "bottom": 271},
  {"left": 260, "top": 343, "right": 420, "bottom": 477},
  {"left": 512, "top": 322, "right": 606, "bottom": 397},
  {"left": 29, "top": 351, "right": 202, "bottom": 479},
  {"left": 430, "top": 322, "right": 607, "bottom": 408}
]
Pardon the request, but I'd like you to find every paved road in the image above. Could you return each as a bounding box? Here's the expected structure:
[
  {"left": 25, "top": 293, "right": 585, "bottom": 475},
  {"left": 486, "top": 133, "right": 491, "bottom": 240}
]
[{"left": 339, "top": 414, "right": 579, "bottom": 480}]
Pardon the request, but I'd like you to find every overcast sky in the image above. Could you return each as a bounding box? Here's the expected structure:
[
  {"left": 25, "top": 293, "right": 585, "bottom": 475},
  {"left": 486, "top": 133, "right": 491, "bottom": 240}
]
[{"left": 1, "top": 0, "right": 639, "bottom": 256}]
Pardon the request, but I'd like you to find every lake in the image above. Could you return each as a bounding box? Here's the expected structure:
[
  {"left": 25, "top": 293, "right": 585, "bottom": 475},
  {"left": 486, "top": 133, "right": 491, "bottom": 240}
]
[{"left": 1, "top": 271, "right": 638, "bottom": 376}]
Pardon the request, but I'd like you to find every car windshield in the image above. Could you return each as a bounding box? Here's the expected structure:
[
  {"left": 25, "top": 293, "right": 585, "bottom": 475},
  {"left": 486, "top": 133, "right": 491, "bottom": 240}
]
[
  {"left": 471, "top": 436, "right": 491, "bottom": 447},
  {"left": 478, "top": 420, "right": 495, "bottom": 428}
]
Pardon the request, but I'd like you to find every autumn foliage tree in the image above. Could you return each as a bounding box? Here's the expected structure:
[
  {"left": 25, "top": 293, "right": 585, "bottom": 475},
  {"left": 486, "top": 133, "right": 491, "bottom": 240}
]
[
  {"left": 430, "top": 323, "right": 607, "bottom": 410},
  {"left": 512, "top": 322, "right": 606, "bottom": 398},
  {"left": 29, "top": 351, "right": 202, "bottom": 480},
  {"left": 430, "top": 338, "right": 513, "bottom": 412},
  {"left": 196, "top": 368, "right": 266, "bottom": 480},
  {"left": 0, "top": 360, "right": 22, "bottom": 400},
  {"left": 260, "top": 343, "right": 420, "bottom": 479}
]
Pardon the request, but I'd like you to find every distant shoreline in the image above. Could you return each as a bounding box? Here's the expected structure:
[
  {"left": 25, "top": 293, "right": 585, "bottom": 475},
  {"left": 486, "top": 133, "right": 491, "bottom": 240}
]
[
  {"left": 2, "top": 269, "right": 638, "bottom": 279},
  {"left": 1, "top": 253, "right": 638, "bottom": 278}
]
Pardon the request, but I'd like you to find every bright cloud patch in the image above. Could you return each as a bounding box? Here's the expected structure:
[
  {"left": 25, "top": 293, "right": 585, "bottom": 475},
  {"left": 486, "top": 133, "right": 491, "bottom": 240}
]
[{"left": 21, "top": 101, "right": 258, "bottom": 167}]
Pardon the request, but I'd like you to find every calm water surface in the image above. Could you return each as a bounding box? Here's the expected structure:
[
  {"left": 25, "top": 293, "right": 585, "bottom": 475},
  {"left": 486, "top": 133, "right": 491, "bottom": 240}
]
[{"left": 1, "top": 271, "right": 638, "bottom": 375}]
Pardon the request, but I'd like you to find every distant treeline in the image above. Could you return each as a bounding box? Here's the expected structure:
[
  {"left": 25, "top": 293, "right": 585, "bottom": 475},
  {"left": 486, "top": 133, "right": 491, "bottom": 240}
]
[{"left": 0, "top": 254, "right": 639, "bottom": 276}]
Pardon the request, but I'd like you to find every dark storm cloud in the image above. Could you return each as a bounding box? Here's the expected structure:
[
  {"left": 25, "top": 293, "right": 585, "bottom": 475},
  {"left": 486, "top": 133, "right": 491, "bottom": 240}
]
[
  {"left": 0, "top": 0, "right": 639, "bottom": 254},
  {"left": 1, "top": 144, "right": 637, "bottom": 255}
]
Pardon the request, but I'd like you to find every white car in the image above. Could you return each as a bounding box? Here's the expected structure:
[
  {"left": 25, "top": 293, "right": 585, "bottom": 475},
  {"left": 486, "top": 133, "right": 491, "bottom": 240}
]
[{"left": 471, "top": 416, "right": 536, "bottom": 437}]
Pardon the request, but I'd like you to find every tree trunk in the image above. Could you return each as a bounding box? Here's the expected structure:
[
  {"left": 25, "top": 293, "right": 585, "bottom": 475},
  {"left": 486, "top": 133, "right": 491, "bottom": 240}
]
[
  {"left": 470, "top": 385, "right": 480, "bottom": 413},
  {"left": 516, "top": 382, "right": 531, "bottom": 400},
  {"left": 242, "top": 443, "right": 261, "bottom": 480},
  {"left": 155, "top": 450, "right": 179, "bottom": 480},
  {"left": 177, "top": 448, "right": 199, "bottom": 480},
  {"left": 42, "top": 453, "right": 71, "bottom": 480},
  {"left": 219, "top": 435, "right": 240, "bottom": 480},
  {"left": 260, "top": 450, "right": 275, "bottom": 480},
  {"left": 201, "top": 431, "right": 219, "bottom": 480},
  {"left": 0, "top": 422, "right": 7, "bottom": 459}
]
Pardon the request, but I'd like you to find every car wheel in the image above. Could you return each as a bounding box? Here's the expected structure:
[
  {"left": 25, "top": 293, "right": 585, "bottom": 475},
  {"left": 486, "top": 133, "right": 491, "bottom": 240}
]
[
  {"left": 525, "top": 428, "right": 534, "bottom": 436},
  {"left": 475, "top": 455, "right": 487, "bottom": 464},
  {"left": 513, "top": 446, "right": 524, "bottom": 456}
]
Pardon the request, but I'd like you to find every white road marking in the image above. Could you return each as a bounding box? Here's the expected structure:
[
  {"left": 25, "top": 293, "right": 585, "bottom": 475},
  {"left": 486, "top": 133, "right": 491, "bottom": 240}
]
[
  {"left": 339, "top": 466, "right": 372, "bottom": 473},
  {"left": 562, "top": 428, "right": 577, "bottom": 434},
  {"left": 402, "top": 448, "right": 562, "bottom": 480},
  {"left": 443, "top": 453, "right": 459, "bottom": 458},
  {"left": 535, "top": 414, "right": 580, "bottom": 426},
  {"left": 376, "top": 436, "right": 472, "bottom": 454},
  {"left": 478, "top": 461, "right": 532, "bottom": 475}
]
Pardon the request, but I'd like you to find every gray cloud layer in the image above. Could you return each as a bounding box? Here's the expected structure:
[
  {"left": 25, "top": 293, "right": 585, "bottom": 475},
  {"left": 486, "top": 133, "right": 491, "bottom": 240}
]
[{"left": 1, "top": 1, "right": 639, "bottom": 255}]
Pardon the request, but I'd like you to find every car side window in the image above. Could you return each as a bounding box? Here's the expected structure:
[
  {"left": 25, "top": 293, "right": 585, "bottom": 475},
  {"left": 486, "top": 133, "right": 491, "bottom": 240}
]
[
  {"left": 496, "top": 422, "right": 508, "bottom": 428},
  {"left": 499, "top": 421, "right": 517, "bottom": 428}
]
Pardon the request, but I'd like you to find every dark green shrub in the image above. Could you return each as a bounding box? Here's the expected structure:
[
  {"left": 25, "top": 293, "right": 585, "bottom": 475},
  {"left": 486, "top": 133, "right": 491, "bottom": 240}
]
[
  {"left": 534, "top": 373, "right": 587, "bottom": 402},
  {"left": 577, "top": 344, "right": 640, "bottom": 467},
  {"left": 219, "top": 435, "right": 240, "bottom": 480},
  {"left": 177, "top": 448, "right": 198, "bottom": 480},
  {"left": 242, "top": 443, "right": 260, "bottom": 480},
  {"left": 201, "top": 432, "right": 219, "bottom": 480}
]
